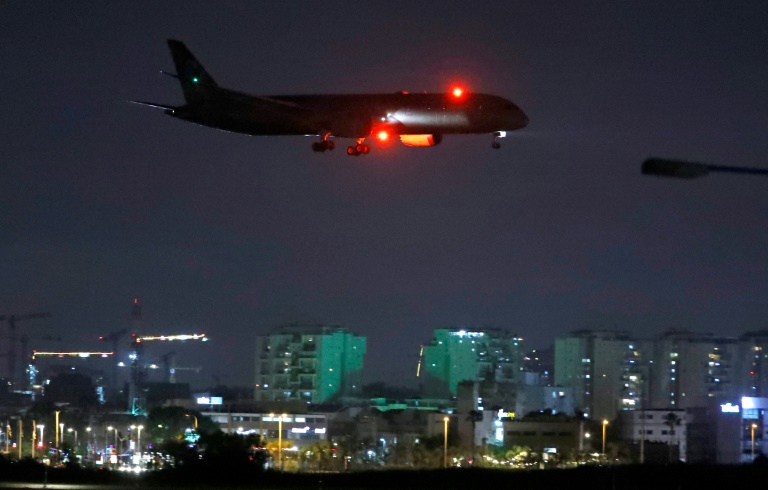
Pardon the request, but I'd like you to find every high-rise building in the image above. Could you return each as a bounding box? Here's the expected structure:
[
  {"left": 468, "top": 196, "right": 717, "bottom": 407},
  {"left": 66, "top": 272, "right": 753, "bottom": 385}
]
[
  {"left": 254, "top": 324, "right": 366, "bottom": 404},
  {"left": 648, "top": 330, "right": 740, "bottom": 410},
  {"left": 421, "top": 328, "right": 524, "bottom": 398},
  {"left": 554, "top": 330, "right": 647, "bottom": 421},
  {"left": 735, "top": 331, "right": 768, "bottom": 398},
  {"left": 553, "top": 328, "right": 768, "bottom": 422}
]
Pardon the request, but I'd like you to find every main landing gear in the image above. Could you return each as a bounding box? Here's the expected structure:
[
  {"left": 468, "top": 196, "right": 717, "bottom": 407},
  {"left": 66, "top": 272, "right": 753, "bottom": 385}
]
[
  {"left": 346, "top": 138, "right": 370, "bottom": 156},
  {"left": 312, "top": 133, "right": 335, "bottom": 152},
  {"left": 491, "top": 130, "right": 507, "bottom": 149}
]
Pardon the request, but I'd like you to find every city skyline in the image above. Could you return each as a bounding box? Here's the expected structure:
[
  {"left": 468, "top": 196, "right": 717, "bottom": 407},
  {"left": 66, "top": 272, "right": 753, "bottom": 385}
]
[{"left": 3, "top": 2, "right": 768, "bottom": 389}]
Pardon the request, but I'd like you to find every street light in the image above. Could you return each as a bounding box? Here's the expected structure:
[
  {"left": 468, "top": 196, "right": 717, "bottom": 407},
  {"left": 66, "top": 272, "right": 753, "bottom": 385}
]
[
  {"left": 642, "top": 157, "right": 768, "bottom": 179},
  {"left": 752, "top": 423, "right": 758, "bottom": 461},
  {"left": 108, "top": 426, "right": 118, "bottom": 454},
  {"left": 54, "top": 411, "right": 60, "bottom": 449},
  {"left": 32, "top": 421, "right": 36, "bottom": 459},
  {"left": 443, "top": 416, "right": 450, "bottom": 468},
  {"left": 37, "top": 424, "right": 45, "bottom": 452},
  {"left": 67, "top": 428, "right": 78, "bottom": 450},
  {"left": 270, "top": 413, "right": 286, "bottom": 471},
  {"left": 602, "top": 420, "right": 609, "bottom": 457}
]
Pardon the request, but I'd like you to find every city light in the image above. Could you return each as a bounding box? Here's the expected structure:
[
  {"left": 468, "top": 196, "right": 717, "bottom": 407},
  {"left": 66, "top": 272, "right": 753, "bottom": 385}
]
[
  {"left": 37, "top": 424, "right": 44, "bottom": 450},
  {"left": 443, "top": 416, "right": 450, "bottom": 468},
  {"left": 752, "top": 423, "right": 758, "bottom": 461}
]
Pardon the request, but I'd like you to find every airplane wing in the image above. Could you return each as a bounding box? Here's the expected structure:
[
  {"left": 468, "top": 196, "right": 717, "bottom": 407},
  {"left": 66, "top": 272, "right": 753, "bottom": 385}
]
[
  {"left": 251, "top": 95, "right": 303, "bottom": 109},
  {"left": 129, "top": 100, "right": 178, "bottom": 111}
]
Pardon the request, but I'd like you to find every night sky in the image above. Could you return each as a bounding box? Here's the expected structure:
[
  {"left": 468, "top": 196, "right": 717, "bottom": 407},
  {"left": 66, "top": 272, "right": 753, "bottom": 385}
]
[{"left": 3, "top": 2, "right": 768, "bottom": 390}]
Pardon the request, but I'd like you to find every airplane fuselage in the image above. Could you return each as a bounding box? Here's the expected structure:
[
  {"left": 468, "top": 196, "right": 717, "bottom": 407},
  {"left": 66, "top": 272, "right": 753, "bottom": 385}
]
[
  {"left": 171, "top": 89, "right": 528, "bottom": 139},
  {"left": 134, "top": 40, "right": 528, "bottom": 154}
]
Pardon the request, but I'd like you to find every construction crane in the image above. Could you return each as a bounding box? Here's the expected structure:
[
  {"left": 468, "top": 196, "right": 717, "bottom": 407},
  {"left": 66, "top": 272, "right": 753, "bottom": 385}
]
[
  {"left": 97, "top": 328, "right": 129, "bottom": 398},
  {"left": 117, "top": 296, "right": 211, "bottom": 415},
  {"left": 158, "top": 352, "right": 201, "bottom": 383},
  {"left": 128, "top": 330, "right": 209, "bottom": 415},
  {"left": 28, "top": 350, "right": 114, "bottom": 398},
  {"left": 0, "top": 313, "right": 52, "bottom": 389},
  {"left": 31, "top": 351, "right": 114, "bottom": 359},
  {"left": 21, "top": 333, "right": 64, "bottom": 388}
]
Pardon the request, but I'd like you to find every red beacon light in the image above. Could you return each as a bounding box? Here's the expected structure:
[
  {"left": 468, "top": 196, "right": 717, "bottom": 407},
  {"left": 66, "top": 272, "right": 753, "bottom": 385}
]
[
  {"left": 451, "top": 86, "right": 466, "bottom": 99},
  {"left": 376, "top": 130, "right": 390, "bottom": 142}
]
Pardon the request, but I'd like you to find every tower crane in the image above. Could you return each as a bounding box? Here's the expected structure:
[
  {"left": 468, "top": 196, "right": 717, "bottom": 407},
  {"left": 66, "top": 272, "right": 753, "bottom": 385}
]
[
  {"left": 0, "top": 313, "right": 51, "bottom": 388},
  {"left": 159, "top": 352, "right": 202, "bottom": 383},
  {"left": 128, "top": 332, "right": 209, "bottom": 414},
  {"left": 97, "top": 328, "right": 129, "bottom": 397},
  {"left": 161, "top": 351, "right": 177, "bottom": 383},
  {"left": 29, "top": 350, "right": 114, "bottom": 398},
  {"left": 116, "top": 295, "right": 211, "bottom": 415}
]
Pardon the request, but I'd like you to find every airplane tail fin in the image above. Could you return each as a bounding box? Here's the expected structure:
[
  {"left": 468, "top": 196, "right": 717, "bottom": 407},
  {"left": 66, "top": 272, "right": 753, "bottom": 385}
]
[{"left": 167, "top": 39, "right": 218, "bottom": 104}]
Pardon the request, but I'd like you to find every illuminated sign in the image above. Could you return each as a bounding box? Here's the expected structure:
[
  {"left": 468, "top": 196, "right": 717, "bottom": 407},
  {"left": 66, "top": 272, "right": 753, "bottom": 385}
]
[
  {"left": 196, "top": 396, "right": 223, "bottom": 405},
  {"left": 720, "top": 402, "right": 740, "bottom": 413}
]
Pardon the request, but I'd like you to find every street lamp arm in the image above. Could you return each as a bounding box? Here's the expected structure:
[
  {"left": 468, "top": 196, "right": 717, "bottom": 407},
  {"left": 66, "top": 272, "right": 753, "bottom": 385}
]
[{"left": 642, "top": 157, "right": 768, "bottom": 179}]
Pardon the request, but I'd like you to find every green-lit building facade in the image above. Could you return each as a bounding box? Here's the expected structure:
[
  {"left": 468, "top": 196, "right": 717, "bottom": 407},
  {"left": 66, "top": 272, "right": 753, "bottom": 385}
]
[
  {"left": 421, "top": 328, "right": 524, "bottom": 398},
  {"left": 254, "top": 324, "right": 366, "bottom": 404}
]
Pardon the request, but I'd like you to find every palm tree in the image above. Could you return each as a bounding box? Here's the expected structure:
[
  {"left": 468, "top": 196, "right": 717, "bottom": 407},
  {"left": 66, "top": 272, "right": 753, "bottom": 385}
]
[{"left": 664, "top": 412, "right": 682, "bottom": 463}]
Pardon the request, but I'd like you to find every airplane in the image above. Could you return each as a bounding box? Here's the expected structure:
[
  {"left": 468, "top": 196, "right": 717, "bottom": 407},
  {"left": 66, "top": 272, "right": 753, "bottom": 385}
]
[{"left": 131, "top": 40, "right": 529, "bottom": 156}]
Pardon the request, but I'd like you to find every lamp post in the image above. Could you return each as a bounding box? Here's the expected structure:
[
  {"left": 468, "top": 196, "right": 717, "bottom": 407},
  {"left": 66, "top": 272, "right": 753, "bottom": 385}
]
[
  {"left": 602, "top": 420, "right": 609, "bottom": 457},
  {"left": 752, "top": 423, "right": 758, "bottom": 461},
  {"left": 37, "top": 424, "right": 45, "bottom": 454},
  {"left": 54, "top": 411, "right": 60, "bottom": 450},
  {"left": 270, "top": 413, "right": 286, "bottom": 470},
  {"left": 67, "top": 428, "right": 78, "bottom": 451},
  {"left": 642, "top": 157, "right": 768, "bottom": 179},
  {"left": 443, "top": 416, "right": 450, "bottom": 468},
  {"left": 85, "top": 427, "right": 91, "bottom": 458},
  {"left": 136, "top": 425, "right": 143, "bottom": 455},
  {"left": 108, "top": 426, "right": 118, "bottom": 454},
  {"left": 279, "top": 414, "right": 285, "bottom": 471},
  {"left": 32, "top": 420, "right": 36, "bottom": 459}
]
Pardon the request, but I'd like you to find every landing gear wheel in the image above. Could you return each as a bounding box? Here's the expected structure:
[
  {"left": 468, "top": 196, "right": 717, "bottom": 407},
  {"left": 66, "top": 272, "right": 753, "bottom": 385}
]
[
  {"left": 347, "top": 146, "right": 359, "bottom": 156},
  {"left": 356, "top": 144, "right": 369, "bottom": 154},
  {"left": 313, "top": 133, "right": 335, "bottom": 152}
]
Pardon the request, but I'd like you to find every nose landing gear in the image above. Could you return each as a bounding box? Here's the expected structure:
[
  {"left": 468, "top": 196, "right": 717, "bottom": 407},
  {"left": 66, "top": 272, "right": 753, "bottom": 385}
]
[
  {"left": 491, "top": 131, "right": 506, "bottom": 149},
  {"left": 312, "top": 133, "right": 336, "bottom": 152}
]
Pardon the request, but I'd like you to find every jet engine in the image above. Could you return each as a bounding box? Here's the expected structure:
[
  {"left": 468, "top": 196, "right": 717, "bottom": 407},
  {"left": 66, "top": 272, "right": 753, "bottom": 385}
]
[{"left": 399, "top": 134, "right": 443, "bottom": 147}]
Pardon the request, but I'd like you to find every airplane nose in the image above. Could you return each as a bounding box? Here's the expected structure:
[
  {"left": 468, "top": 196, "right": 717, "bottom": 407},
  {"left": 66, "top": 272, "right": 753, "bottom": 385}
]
[{"left": 508, "top": 107, "right": 528, "bottom": 129}]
